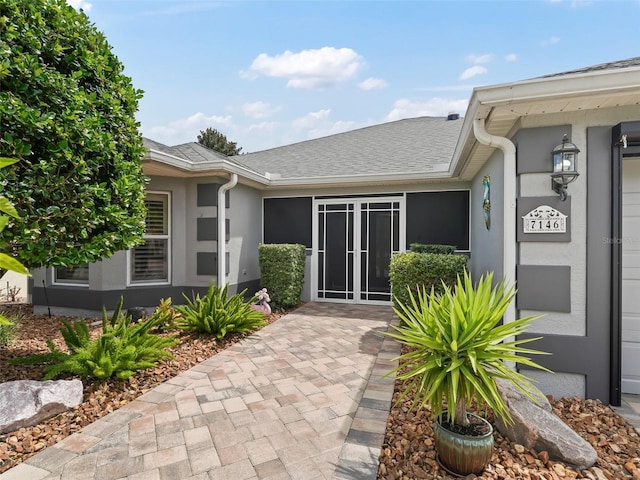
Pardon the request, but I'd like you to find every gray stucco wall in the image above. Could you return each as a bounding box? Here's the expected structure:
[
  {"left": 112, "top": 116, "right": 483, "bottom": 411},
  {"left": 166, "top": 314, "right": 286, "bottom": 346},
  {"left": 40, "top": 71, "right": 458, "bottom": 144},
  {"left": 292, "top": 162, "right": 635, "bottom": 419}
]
[
  {"left": 32, "top": 176, "right": 263, "bottom": 315},
  {"left": 510, "top": 107, "right": 640, "bottom": 402},
  {"left": 227, "top": 183, "right": 263, "bottom": 295},
  {"left": 469, "top": 151, "right": 504, "bottom": 281}
]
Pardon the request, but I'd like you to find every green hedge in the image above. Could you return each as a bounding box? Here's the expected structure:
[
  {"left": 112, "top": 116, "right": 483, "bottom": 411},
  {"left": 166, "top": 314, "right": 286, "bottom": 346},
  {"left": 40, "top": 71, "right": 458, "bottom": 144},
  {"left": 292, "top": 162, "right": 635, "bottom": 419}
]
[
  {"left": 409, "top": 243, "right": 457, "bottom": 255},
  {"left": 390, "top": 252, "right": 467, "bottom": 307},
  {"left": 258, "top": 244, "right": 306, "bottom": 308}
]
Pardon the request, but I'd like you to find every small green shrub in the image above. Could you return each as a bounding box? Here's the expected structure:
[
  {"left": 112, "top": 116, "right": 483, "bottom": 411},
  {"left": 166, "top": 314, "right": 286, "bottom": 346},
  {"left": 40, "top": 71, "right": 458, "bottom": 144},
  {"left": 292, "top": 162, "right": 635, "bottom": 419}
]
[
  {"left": 258, "top": 243, "right": 306, "bottom": 308},
  {"left": 0, "top": 311, "right": 24, "bottom": 346},
  {"left": 175, "top": 283, "right": 267, "bottom": 340},
  {"left": 150, "top": 298, "right": 181, "bottom": 331},
  {"left": 409, "top": 243, "right": 457, "bottom": 255},
  {"left": 9, "top": 297, "right": 178, "bottom": 380},
  {"left": 390, "top": 251, "right": 467, "bottom": 307}
]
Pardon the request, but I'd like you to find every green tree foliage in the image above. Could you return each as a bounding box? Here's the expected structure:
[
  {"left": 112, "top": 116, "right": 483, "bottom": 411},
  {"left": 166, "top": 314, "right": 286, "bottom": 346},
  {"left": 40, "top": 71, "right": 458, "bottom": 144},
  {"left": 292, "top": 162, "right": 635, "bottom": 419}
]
[
  {"left": 9, "top": 297, "right": 178, "bottom": 380},
  {"left": 197, "top": 127, "right": 242, "bottom": 156},
  {"left": 175, "top": 283, "right": 267, "bottom": 340},
  {"left": 0, "top": 157, "right": 29, "bottom": 325},
  {"left": 0, "top": 0, "right": 147, "bottom": 269}
]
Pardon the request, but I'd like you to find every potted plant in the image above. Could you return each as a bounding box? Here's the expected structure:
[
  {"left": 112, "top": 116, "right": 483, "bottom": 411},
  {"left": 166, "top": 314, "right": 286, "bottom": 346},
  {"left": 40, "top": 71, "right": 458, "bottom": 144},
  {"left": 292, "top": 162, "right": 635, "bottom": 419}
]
[{"left": 386, "top": 271, "right": 550, "bottom": 476}]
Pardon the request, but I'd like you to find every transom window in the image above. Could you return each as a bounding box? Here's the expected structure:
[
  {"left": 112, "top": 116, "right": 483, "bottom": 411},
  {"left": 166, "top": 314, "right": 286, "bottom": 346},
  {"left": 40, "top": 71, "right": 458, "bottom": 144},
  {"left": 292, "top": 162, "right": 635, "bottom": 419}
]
[{"left": 129, "top": 192, "right": 170, "bottom": 284}]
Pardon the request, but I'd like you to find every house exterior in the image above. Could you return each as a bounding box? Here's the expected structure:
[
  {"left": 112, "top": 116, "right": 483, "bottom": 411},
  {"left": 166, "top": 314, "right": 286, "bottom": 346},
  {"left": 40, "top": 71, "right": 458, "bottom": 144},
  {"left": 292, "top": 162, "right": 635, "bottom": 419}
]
[{"left": 31, "top": 57, "right": 640, "bottom": 406}]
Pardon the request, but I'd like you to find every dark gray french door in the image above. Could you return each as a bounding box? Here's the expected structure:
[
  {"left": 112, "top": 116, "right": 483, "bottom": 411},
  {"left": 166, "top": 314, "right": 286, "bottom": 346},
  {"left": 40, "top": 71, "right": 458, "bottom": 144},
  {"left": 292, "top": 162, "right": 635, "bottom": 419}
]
[{"left": 313, "top": 197, "right": 404, "bottom": 304}]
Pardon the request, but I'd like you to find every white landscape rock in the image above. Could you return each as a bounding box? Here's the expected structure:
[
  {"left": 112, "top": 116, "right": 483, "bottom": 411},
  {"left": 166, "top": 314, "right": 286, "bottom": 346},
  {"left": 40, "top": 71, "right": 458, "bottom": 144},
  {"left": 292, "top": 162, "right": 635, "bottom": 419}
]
[
  {"left": 0, "top": 379, "right": 83, "bottom": 434},
  {"left": 495, "top": 378, "right": 597, "bottom": 470}
]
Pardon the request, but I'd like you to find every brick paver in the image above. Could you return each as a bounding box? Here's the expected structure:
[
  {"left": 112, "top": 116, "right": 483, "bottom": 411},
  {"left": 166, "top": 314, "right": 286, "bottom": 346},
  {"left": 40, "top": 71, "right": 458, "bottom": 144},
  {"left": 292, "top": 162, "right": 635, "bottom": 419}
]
[{"left": 0, "top": 303, "right": 399, "bottom": 480}]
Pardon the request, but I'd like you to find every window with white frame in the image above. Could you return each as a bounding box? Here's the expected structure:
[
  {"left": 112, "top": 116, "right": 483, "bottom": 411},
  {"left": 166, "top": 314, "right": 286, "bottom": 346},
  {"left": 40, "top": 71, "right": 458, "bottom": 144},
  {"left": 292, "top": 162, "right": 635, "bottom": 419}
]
[
  {"left": 54, "top": 265, "right": 89, "bottom": 285},
  {"left": 129, "top": 192, "right": 170, "bottom": 284}
]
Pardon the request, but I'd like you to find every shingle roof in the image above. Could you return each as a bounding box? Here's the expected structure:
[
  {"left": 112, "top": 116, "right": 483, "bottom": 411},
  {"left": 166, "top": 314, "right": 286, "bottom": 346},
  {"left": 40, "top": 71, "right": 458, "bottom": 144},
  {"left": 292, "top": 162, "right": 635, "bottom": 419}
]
[
  {"left": 143, "top": 138, "right": 228, "bottom": 163},
  {"left": 230, "top": 116, "right": 463, "bottom": 179},
  {"left": 540, "top": 56, "right": 640, "bottom": 78}
]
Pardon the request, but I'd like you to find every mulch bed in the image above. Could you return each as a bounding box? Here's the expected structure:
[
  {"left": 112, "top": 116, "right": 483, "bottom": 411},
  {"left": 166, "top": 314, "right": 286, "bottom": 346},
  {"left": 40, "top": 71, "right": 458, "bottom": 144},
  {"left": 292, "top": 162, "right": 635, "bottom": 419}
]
[{"left": 0, "top": 304, "right": 639, "bottom": 479}]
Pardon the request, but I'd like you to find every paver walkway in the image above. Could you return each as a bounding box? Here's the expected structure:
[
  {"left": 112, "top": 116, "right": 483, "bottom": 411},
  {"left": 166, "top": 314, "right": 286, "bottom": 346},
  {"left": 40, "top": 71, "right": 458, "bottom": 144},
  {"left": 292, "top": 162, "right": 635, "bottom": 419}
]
[{"left": 0, "top": 303, "right": 400, "bottom": 480}]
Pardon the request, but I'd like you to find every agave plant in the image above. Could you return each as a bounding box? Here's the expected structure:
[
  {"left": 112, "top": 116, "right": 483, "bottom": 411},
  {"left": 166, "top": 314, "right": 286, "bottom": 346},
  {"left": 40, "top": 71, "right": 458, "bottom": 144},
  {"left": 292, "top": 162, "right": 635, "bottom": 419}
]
[
  {"left": 176, "top": 283, "right": 267, "bottom": 340},
  {"left": 387, "top": 270, "right": 551, "bottom": 427}
]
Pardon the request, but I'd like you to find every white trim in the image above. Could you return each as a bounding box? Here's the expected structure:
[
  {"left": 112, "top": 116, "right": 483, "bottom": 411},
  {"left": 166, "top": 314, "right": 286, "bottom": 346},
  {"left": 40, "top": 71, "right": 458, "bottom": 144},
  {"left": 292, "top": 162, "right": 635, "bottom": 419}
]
[
  {"left": 218, "top": 174, "right": 238, "bottom": 285},
  {"left": 127, "top": 191, "right": 172, "bottom": 286},
  {"left": 312, "top": 196, "right": 405, "bottom": 305},
  {"left": 472, "top": 119, "right": 517, "bottom": 328}
]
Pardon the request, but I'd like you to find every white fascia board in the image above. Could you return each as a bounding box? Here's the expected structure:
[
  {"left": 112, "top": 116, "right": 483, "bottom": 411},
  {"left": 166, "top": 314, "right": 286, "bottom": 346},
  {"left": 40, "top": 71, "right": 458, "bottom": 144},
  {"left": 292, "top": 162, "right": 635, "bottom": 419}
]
[
  {"left": 145, "top": 148, "right": 269, "bottom": 185},
  {"left": 473, "top": 67, "right": 640, "bottom": 107}
]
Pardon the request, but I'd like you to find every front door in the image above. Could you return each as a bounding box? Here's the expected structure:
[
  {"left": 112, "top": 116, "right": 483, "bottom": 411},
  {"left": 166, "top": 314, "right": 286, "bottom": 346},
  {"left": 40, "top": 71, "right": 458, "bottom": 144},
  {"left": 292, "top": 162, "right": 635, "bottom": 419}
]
[
  {"left": 622, "top": 156, "right": 640, "bottom": 394},
  {"left": 314, "top": 198, "right": 403, "bottom": 304}
]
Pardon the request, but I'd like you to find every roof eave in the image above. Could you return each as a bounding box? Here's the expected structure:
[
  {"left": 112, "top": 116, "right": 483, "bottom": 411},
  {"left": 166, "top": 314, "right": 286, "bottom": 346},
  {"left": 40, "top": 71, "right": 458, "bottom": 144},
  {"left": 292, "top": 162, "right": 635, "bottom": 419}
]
[
  {"left": 144, "top": 148, "right": 270, "bottom": 186},
  {"left": 449, "top": 66, "right": 640, "bottom": 178}
]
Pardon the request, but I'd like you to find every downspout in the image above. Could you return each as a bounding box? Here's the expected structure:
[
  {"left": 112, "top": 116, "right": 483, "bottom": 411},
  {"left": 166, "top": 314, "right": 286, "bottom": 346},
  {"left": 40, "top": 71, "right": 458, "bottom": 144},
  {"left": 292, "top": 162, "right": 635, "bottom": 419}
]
[
  {"left": 472, "top": 119, "right": 517, "bottom": 326},
  {"left": 218, "top": 174, "right": 238, "bottom": 286}
]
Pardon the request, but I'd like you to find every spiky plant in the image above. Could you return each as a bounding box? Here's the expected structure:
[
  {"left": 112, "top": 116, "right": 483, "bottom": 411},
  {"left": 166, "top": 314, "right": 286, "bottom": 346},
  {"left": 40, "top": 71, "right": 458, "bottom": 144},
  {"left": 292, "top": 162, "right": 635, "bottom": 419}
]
[
  {"left": 386, "top": 270, "right": 551, "bottom": 427},
  {"left": 176, "top": 283, "right": 267, "bottom": 340},
  {"left": 9, "top": 297, "right": 178, "bottom": 380}
]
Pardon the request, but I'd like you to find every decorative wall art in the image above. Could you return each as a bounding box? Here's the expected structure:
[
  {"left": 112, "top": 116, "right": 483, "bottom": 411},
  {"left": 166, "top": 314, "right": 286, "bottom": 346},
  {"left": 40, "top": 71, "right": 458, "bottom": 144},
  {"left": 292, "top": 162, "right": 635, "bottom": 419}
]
[{"left": 482, "top": 175, "right": 491, "bottom": 230}]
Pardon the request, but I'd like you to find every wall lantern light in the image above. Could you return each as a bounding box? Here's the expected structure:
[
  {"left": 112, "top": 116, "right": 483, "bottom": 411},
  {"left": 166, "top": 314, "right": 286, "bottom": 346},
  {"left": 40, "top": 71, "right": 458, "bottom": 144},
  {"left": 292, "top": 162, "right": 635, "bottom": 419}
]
[{"left": 551, "top": 134, "right": 579, "bottom": 201}]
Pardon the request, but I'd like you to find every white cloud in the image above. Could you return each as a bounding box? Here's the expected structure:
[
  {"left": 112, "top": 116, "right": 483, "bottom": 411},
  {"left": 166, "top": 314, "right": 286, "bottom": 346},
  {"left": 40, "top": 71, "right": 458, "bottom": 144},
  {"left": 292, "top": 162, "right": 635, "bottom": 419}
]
[
  {"left": 292, "top": 109, "right": 332, "bottom": 129},
  {"left": 143, "top": 112, "right": 233, "bottom": 145},
  {"left": 541, "top": 36, "right": 560, "bottom": 46},
  {"left": 248, "top": 122, "right": 279, "bottom": 133},
  {"left": 386, "top": 98, "right": 469, "bottom": 122},
  {"left": 242, "top": 101, "right": 280, "bottom": 119},
  {"left": 66, "top": 0, "right": 92, "bottom": 11},
  {"left": 248, "top": 47, "right": 364, "bottom": 89},
  {"left": 459, "top": 65, "right": 488, "bottom": 80},
  {"left": 467, "top": 54, "right": 493, "bottom": 64},
  {"left": 358, "top": 77, "right": 388, "bottom": 90},
  {"left": 505, "top": 53, "right": 518, "bottom": 62}
]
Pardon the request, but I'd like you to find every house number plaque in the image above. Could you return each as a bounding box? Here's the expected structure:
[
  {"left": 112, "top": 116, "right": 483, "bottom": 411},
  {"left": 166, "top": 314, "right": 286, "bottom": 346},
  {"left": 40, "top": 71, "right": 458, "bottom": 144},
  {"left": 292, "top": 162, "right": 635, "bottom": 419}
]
[{"left": 522, "top": 205, "right": 567, "bottom": 233}]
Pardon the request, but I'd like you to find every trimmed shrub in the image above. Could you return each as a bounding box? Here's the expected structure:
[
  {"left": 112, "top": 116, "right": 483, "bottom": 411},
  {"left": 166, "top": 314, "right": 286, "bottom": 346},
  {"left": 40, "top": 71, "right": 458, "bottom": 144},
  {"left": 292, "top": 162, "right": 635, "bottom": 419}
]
[
  {"left": 176, "top": 283, "right": 267, "bottom": 340},
  {"left": 409, "top": 243, "right": 457, "bottom": 255},
  {"left": 390, "top": 252, "right": 467, "bottom": 307},
  {"left": 258, "top": 244, "right": 306, "bottom": 308},
  {"left": 9, "top": 297, "right": 178, "bottom": 380}
]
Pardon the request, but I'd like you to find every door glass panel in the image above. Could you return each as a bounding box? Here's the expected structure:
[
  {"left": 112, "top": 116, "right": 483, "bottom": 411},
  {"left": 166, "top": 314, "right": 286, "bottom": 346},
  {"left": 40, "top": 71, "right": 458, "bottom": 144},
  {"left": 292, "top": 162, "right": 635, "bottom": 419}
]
[
  {"left": 368, "top": 211, "right": 392, "bottom": 293},
  {"left": 326, "top": 211, "right": 347, "bottom": 292}
]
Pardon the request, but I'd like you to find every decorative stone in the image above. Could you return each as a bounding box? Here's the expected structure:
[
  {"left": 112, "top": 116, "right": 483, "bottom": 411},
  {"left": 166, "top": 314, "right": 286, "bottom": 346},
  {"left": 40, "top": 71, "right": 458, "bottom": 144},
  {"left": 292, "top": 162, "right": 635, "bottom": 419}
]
[
  {"left": 126, "top": 307, "right": 148, "bottom": 323},
  {"left": 0, "top": 380, "right": 83, "bottom": 434},
  {"left": 495, "top": 378, "right": 597, "bottom": 470}
]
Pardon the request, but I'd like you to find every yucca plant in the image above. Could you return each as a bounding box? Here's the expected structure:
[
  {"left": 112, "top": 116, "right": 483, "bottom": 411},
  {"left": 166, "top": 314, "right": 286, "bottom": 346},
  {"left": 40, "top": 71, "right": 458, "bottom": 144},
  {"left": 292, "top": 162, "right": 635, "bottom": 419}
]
[
  {"left": 387, "top": 270, "right": 551, "bottom": 428},
  {"left": 176, "top": 283, "right": 267, "bottom": 340}
]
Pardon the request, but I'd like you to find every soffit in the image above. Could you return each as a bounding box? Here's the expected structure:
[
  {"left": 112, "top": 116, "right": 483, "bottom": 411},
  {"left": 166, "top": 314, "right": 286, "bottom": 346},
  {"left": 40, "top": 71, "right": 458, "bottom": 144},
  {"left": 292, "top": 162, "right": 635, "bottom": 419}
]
[{"left": 456, "top": 70, "right": 640, "bottom": 181}]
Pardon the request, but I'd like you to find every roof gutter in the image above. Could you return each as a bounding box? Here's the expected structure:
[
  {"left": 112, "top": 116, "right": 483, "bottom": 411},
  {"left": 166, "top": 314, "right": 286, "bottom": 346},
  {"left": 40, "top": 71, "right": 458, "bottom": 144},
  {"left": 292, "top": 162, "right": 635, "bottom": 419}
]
[
  {"left": 472, "top": 66, "right": 640, "bottom": 107},
  {"left": 472, "top": 118, "right": 517, "bottom": 327},
  {"left": 218, "top": 174, "right": 238, "bottom": 285}
]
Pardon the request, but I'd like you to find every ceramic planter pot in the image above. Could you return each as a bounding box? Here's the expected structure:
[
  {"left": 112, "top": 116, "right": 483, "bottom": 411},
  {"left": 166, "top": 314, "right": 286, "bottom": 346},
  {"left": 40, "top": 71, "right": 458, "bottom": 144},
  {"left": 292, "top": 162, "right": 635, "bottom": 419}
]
[{"left": 434, "top": 411, "right": 494, "bottom": 476}]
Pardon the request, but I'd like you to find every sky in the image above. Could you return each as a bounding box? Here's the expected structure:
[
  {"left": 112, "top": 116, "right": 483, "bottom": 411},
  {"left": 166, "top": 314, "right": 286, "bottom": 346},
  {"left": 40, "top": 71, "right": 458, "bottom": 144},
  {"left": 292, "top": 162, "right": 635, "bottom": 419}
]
[{"left": 67, "top": 0, "right": 640, "bottom": 153}]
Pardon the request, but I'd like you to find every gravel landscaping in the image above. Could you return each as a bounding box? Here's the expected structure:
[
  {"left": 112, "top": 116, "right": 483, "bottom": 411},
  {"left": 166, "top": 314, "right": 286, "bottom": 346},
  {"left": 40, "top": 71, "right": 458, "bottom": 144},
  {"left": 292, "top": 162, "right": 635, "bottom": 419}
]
[{"left": 0, "top": 304, "right": 639, "bottom": 478}]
